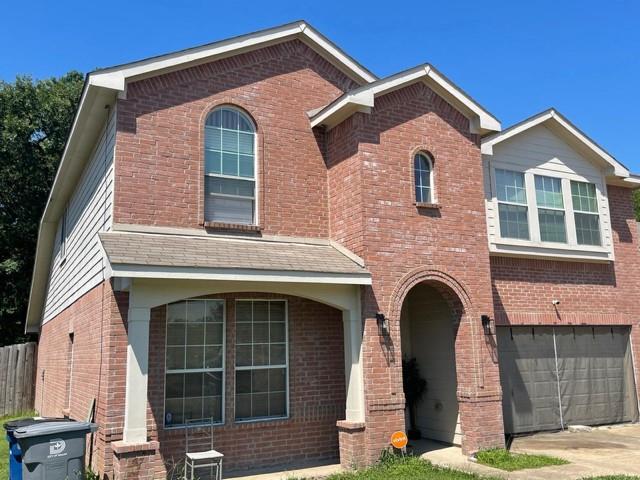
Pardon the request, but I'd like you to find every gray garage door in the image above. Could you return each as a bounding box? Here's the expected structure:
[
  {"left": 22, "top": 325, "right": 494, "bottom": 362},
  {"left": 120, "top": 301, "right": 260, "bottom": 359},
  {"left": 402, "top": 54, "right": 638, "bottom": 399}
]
[{"left": 498, "top": 326, "right": 639, "bottom": 434}]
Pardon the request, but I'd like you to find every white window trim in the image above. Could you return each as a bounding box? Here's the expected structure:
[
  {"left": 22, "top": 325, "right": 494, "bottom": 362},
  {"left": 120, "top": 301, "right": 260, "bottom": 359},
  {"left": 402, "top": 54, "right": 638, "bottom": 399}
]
[
  {"left": 234, "top": 299, "right": 290, "bottom": 424},
  {"left": 163, "top": 299, "right": 227, "bottom": 430},
  {"left": 204, "top": 106, "right": 259, "bottom": 226},
  {"left": 414, "top": 152, "right": 436, "bottom": 204},
  {"left": 488, "top": 160, "right": 613, "bottom": 261}
]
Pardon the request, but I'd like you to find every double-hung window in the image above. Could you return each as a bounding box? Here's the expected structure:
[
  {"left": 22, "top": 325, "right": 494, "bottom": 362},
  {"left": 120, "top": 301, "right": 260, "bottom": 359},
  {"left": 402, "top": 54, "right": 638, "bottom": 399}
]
[
  {"left": 492, "top": 165, "right": 606, "bottom": 256},
  {"left": 535, "top": 175, "right": 566, "bottom": 243},
  {"left": 165, "top": 300, "right": 225, "bottom": 427},
  {"left": 204, "top": 107, "right": 256, "bottom": 225},
  {"left": 235, "top": 300, "right": 288, "bottom": 421},
  {"left": 495, "top": 169, "right": 529, "bottom": 240},
  {"left": 571, "top": 181, "right": 602, "bottom": 246}
]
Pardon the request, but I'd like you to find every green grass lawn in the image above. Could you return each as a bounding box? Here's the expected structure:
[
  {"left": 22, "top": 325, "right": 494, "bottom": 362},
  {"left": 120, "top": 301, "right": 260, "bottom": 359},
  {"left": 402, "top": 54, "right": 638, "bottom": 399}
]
[
  {"left": 580, "top": 477, "right": 640, "bottom": 480},
  {"left": 319, "top": 455, "right": 501, "bottom": 480},
  {"left": 475, "top": 448, "right": 568, "bottom": 471},
  {"left": 0, "top": 411, "right": 37, "bottom": 478}
]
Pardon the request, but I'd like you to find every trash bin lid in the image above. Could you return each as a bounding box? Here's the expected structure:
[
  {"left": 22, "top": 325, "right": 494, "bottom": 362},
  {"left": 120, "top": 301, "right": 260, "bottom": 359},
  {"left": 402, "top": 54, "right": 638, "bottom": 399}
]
[
  {"left": 12, "top": 421, "right": 97, "bottom": 438},
  {"left": 3, "top": 417, "right": 70, "bottom": 432}
]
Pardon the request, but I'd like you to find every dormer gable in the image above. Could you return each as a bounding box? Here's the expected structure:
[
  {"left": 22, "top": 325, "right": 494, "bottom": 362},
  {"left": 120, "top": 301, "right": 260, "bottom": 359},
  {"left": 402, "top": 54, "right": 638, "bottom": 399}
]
[{"left": 481, "top": 109, "right": 639, "bottom": 262}]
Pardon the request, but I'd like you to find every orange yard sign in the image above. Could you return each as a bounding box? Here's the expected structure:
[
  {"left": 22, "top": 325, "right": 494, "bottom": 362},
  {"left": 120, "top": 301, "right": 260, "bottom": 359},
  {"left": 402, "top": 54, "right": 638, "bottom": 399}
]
[{"left": 390, "top": 431, "right": 408, "bottom": 449}]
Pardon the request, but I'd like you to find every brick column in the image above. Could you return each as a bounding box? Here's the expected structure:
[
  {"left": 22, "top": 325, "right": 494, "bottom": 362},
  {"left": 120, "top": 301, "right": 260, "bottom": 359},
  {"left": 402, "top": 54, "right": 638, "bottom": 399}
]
[
  {"left": 337, "top": 421, "right": 366, "bottom": 469},
  {"left": 111, "top": 441, "right": 162, "bottom": 480}
]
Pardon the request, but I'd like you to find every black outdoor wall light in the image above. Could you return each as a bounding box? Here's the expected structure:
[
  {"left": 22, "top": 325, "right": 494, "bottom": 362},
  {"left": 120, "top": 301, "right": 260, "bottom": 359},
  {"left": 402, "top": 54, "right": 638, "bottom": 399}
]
[
  {"left": 376, "top": 312, "right": 389, "bottom": 336},
  {"left": 481, "top": 314, "right": 492, "bottom": 334}
]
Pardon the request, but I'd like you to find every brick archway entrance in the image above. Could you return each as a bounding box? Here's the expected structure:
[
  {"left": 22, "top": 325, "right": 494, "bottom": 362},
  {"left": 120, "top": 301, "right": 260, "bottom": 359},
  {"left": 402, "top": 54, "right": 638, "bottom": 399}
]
[
  {"left": 387, "top": 267, "right": 505, "bottom": 454},
  {"left": 400, "top": 282, "right": 462, "bottom": 444}
]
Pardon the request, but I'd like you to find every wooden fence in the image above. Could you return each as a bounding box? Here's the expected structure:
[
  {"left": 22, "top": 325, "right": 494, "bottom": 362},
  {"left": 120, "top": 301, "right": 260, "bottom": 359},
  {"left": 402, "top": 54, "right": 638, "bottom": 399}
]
[{"left": 0, "top": 342, "right": 37, "bottom": 416}]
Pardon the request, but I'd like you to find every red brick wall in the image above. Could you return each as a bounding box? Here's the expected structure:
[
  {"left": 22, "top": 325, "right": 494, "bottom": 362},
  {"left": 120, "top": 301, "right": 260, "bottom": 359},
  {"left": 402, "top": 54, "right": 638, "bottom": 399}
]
[
  {"left": 35, "top": 281, "right": 132, "bottom": 477},
  {"left": 491, "top": 186, "right": 640, "bottom": 325},
  {"left": 491, "top": 185, "right": 640, "bottom": 400},
  {"left": 36, "top": 284, "right": 104, "bottom": 420},
  {"left": 326, "top": 82, "right": 504, "bottom": 459},
  {"left": 114, "top": 40, "right": 358, "bottom": 237},
  {"left": 146, "top": 293, "right": 345, "bottom": 474}
]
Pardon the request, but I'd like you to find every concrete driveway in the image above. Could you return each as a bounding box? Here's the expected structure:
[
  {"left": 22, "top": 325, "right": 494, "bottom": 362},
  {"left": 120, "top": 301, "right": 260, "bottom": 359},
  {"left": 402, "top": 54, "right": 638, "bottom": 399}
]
[
  {"left": 509, "top": 424, "right": 640, "bottom": 479},
  {"left": 421, "top": 424, "right": 640, "bottom": 479}
]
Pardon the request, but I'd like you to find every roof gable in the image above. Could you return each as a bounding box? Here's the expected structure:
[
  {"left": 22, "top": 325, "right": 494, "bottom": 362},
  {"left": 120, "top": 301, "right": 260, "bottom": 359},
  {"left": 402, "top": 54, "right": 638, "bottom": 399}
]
[
  {"left": 309, "top": 64, "right": 501, "bottom": 135},
  {"left": 90, "top": 21, "right": 376, "bottom": 92},
  {"left": 481, "top": 109, "right": 639, "bottom": 187}
]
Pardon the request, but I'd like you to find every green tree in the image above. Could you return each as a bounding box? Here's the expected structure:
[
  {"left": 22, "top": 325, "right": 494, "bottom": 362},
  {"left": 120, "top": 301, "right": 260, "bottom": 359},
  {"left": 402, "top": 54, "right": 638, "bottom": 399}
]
[
  {"left": 0, "top": 72, "right": 84, "bottom": 345},
  {"left": 634, "top": 190, "right": 640, "bottom": 222}
]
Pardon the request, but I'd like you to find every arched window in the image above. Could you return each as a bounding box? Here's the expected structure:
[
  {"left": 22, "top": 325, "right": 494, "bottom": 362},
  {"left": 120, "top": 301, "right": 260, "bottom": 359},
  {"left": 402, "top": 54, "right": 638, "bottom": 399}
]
[
  {"left": 414, "top": 152, "right": 433, "bottom": 203},
  {"left": 204, "top": 107, "right": 256, "bottom": 224}
]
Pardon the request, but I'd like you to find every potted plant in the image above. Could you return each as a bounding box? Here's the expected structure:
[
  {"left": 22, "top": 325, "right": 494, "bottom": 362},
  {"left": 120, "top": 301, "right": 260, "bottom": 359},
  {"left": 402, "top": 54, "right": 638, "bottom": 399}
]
[{"left": 402, "top": 357, "right": 427, "bottom": 440}]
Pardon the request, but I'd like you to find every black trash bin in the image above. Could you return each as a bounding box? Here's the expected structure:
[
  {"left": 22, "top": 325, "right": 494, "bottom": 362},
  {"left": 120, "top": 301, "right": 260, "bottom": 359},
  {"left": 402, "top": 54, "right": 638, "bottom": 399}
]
[
  {"left": 4, "top": 418, "right": 71, "bottom": 480},
  {"left": 12, "top": 420, "right": 97, "bottom": 480}
]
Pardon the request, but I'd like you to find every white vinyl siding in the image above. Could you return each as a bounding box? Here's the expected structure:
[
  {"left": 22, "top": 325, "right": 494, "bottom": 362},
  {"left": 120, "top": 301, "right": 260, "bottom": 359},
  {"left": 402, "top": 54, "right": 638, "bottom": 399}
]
[
  {"left": 484, "top": 124, "right": 613, "bottom": 261},
  {"left": 42, "top": 107, "right": 116, "bottom": 322}
]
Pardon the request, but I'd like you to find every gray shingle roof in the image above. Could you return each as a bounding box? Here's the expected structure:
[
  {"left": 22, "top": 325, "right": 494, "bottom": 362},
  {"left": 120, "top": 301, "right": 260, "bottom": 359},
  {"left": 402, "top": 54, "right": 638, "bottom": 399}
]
[{"left": 99, "top": 232, "right": 369, "bottom": 276}]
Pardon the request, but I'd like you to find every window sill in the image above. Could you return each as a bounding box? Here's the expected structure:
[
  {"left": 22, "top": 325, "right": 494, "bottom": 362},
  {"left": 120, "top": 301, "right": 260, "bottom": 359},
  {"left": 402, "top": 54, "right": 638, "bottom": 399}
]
[
  {"left": 234, "top": 415, "right": 289, "bottom": 425},
  {"left": 490, "top": 240, "right": 613, "bottom": 262},
  {"left": 204, "top": 222, "right": 261, "bottom": 233},
  {"left": 414, "top": 202, "right": 440, "bottom": 209},
  {"left": 164, "top": 421, "right": 225, "bottom": 430}
]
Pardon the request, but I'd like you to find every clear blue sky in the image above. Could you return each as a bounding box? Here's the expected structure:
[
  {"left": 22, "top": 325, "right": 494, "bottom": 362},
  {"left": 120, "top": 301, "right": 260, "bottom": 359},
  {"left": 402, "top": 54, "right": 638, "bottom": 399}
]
[{"left": 2, "top": 0, "right": 638, "bottom": 171}]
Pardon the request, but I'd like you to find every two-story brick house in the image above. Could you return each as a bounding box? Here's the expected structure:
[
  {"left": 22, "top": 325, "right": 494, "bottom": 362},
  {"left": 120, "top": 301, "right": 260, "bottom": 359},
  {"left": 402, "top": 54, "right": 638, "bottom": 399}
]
[{"left": 26, "top": 21, "right": 640, "bottom": 478}]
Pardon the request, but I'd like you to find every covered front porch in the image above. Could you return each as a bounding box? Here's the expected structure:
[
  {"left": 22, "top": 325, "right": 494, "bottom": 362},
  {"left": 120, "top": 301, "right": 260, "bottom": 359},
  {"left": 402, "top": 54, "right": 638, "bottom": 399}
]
[{"left": 99, "top": 229, "right": 370, "bottom": 477}]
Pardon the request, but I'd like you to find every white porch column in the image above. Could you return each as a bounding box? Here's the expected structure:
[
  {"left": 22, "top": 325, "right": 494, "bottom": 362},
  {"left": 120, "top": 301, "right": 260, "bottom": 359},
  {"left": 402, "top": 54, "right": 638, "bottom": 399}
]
[
  {"left": 343, "top": 298, "right": 365, "bottom": 423},
  {"left": 123, "top": 306, "right": 151, "bottom": 443}
]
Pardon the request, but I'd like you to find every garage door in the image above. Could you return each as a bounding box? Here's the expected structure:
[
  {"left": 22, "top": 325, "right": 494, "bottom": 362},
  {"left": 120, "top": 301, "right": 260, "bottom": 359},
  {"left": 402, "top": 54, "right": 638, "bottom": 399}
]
[{"left": 498, "top": 326, "right": 639, "bottom": 434}]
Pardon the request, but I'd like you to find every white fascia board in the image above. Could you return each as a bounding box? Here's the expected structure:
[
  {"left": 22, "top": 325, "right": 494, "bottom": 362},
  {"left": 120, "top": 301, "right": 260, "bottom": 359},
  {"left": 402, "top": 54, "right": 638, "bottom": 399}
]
[
  {"left": 625, "top": 175, "right": 640, "bottom": 186},
  {"left": 607, "top": 174, "right": 640, "bottom": 189},
  {"left": 309, "top": 91, "right": 374, "bottom": 128},
  {"left": 310, "top": 64, "right": 501, "bottom": 134},
  {"left": 89, "top": 21, "right": 376, "bottom": 90},
  {"left": 25, "top": 220, "right": 57, "bottom": 333},
  {"left": 109, "top": 263, "right": 373, "bottom": 285},
  {"left": 299, "top": 23, "right": 377, "bottom": 84},
  {"left": 426, "top": 68, "right": 501, "bottom": 134},
  {"left": 482, "top": 109, "right": 629, "bottom": 178}
]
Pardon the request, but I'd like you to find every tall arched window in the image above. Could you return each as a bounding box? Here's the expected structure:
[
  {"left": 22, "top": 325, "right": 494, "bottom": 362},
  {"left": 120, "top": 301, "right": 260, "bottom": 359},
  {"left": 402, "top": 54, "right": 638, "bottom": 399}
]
[
  {"left": 204, "top": 107, "right": 256, "bottom": 224},
  {"left": 414, "top": 152, "right": 433, "bottom": 203}
]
